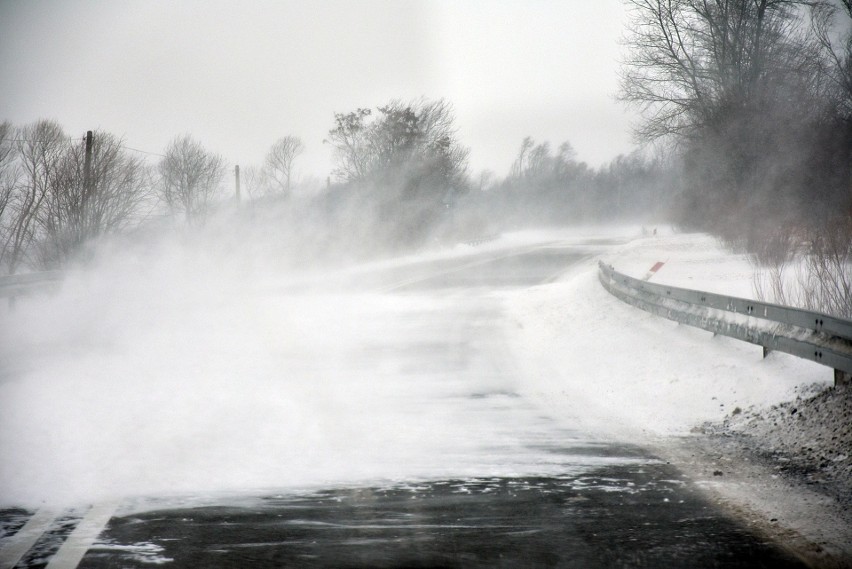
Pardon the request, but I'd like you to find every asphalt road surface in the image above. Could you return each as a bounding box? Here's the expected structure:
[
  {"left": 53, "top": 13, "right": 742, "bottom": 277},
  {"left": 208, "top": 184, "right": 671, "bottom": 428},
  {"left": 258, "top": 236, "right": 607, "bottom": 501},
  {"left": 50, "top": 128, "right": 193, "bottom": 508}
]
[{"left": 0, "top": 239, "right": 808, "bottom": 568}]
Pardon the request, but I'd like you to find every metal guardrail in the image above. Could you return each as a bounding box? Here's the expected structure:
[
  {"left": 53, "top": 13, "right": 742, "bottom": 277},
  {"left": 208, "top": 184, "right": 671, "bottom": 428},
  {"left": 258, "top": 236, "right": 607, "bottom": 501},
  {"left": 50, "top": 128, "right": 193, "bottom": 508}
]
[
  {"left": 598, "top": 261, "right": 852, "bottom": 384},
  {"left": 0, "top": 271, "right": 64, "bottom": 299}
]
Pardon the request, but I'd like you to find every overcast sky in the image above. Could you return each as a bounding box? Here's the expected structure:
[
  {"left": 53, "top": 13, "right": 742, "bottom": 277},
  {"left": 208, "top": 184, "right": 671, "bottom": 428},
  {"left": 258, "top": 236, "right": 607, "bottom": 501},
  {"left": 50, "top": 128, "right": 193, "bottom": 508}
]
[{"left": 0, "top": 0, "right": 638, "bottom": 181}]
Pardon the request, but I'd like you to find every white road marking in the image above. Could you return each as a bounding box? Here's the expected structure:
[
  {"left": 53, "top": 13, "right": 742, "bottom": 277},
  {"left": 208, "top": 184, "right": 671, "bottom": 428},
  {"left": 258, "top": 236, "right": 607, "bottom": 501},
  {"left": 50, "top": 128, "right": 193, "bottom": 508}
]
[
  {"left": 46, "top": 501, "right": 120, "bottom": 569},
  {"left": 0, "top": 508, "right": 59, "bottom": 569}
]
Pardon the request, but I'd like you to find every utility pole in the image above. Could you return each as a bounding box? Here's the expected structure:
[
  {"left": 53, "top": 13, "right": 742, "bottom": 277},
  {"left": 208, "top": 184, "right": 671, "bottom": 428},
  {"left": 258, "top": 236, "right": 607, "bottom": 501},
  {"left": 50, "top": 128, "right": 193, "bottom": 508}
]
[
  {"left": 82, "top": 131, "right": 94, "bottom": 201},
  {"left": 82, "top": 131, "right": 94, "bottom": 231},
  {"left": 234, "top": 165, "right": 241, "bottom": 202}
]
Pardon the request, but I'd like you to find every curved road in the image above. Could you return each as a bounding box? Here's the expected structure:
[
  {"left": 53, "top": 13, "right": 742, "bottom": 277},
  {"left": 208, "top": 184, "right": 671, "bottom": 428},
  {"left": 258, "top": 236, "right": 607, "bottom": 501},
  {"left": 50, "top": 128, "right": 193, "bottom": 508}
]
[{"left": 0, "top": 239, "right": 806, "bottom": 568}]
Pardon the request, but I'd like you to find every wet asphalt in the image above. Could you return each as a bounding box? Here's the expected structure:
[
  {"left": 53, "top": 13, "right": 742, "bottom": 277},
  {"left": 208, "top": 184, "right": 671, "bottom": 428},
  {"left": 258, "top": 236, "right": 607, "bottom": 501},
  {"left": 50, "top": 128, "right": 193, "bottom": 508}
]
[{"left": 80, "top": 466, "right": 803, "bottom": 569}]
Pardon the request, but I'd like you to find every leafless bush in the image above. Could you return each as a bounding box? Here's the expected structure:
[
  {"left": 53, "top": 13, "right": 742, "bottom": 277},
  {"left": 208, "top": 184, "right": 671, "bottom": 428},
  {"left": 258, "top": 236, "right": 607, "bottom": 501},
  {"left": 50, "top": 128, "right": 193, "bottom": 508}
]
[
  {"left": 752, "top": 227, "right": 796, "bottom": 307},
  {"left": 799, "top": 223, "right": 852, "bottom": 318},
  {"left": 753, "top": 222, "right": 852, "bottom": 319}
]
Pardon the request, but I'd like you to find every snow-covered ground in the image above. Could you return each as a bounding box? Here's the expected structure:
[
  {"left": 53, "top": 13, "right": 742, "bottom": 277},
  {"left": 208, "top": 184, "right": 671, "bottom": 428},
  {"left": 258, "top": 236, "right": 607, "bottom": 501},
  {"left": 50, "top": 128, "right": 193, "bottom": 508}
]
[
  {"left": 1, "top": 226, "right": 648, "bottom": 508},
  {"left": 503, "top": 229, "right": 833, "bottom": 438},
  {"left": 1, "top": 226, "right": 847, "bottom": 543},
  {"left": 501, "top": 228, "right": 851, "bottom": 563}
]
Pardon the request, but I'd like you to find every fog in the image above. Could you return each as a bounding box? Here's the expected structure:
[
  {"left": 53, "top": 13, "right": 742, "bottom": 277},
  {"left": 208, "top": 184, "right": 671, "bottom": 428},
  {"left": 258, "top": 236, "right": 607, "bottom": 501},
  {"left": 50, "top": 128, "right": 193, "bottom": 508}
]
[
  {"left": 1, "top": 221, "right": 834, "bottom": 512},
  {"left": 0, "top": 222, "right": 636, "bottom": 508},
  {"left": 1, "top": 0, "right": 851, "bottom": 514}
]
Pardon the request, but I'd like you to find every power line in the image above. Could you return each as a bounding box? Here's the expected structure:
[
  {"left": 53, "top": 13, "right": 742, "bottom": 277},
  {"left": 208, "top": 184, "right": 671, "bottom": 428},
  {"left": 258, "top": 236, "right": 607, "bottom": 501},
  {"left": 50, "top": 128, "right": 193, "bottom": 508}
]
[
  {"left": 2, "top": 137, "right": 77, "bottom": 144},
  {"left": 2, "top": 136, "right": 166, "bottom": 158},
  {"left": 121, "top": 145, "right": 165, "bottom": 158}
]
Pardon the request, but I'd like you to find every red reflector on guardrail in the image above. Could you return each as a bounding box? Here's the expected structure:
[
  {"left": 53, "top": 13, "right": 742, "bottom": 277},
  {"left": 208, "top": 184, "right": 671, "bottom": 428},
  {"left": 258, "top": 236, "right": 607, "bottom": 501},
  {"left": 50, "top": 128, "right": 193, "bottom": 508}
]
[{"left": 643, "top": 261, "right": 666, "bottom": 281}]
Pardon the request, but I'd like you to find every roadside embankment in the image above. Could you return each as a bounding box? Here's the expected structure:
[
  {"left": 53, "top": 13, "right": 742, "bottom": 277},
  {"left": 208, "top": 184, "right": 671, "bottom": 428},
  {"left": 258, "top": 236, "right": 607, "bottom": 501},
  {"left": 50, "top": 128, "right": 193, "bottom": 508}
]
[
  {"left": 607, "top": 230, "right": 852, "bottom": 566},
  {"left": 505, "top": 228, "right": 851, "bottom": 566}
]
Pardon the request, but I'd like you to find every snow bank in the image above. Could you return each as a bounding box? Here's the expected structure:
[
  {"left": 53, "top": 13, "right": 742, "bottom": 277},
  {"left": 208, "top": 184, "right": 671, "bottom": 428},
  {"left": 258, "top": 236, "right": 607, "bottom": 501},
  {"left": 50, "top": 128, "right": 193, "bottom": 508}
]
[
  {"left": 705, "top": 383, "right": 852, "bottom": 488},
  {"left": 503, "top": 232, "right": 833, "bottom": 439}
]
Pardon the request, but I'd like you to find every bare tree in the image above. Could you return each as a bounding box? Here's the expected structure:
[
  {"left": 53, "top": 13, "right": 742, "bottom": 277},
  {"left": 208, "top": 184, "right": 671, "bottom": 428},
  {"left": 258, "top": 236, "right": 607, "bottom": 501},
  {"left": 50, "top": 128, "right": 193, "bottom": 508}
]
[
  {"left": 0, "top": 122, "right": 19, "bottom": 274},
  {"left": 810, "top": 1, "right": 852, "bottom": 118},
  {"left": 36, "top": 131, "right": 152, "bottom": 266},
  {"left": 158, "top": 135, "right": 226, "bottom": 223},
  {"left": 619, "top": 0, "right": 811, "bottom": 141},
  {"left": 0, "top": 122, "right": 16, "bottom": 238},
  {"left": 526, "top": 142, "right": 552, "bottom": 178},
  {"left": 1, "top": 120, "right": 68, "bottom": 273},
  {"left": 240, "top": 164, "right": 268, "bottom": 200},
  {"left": 263, "top": 136, "right": 303, "bottom": 195},
  {"left": 325, "top": 108, "right": 373, "bottom": 183},
  {"left": 509, "top": 137, "right": 534, "bottom": 179},
  {"left": 508, "top": 138, "right": 581, "bottom": 183},
  {"left": 324, "top": 99, "right": 469, "bottom": 248},
  {"left": 325, "top": 99, "right": 468, "bottom": 188},
  {"left": 619, "top": 0, "right": 852, "bottom": 237}
]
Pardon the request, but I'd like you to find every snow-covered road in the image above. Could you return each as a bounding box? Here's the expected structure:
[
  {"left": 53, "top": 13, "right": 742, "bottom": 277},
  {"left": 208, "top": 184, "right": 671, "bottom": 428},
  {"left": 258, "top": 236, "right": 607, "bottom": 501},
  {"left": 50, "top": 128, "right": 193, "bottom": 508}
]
[
  {"left": 0, "top": 227, "right": 844, "bottom": 567},
  {"left": 0, "top": 228, "right": 836, "bottom": 507},
  {"left": 0, "top": 232, "right": 638, "bottom": 507}
]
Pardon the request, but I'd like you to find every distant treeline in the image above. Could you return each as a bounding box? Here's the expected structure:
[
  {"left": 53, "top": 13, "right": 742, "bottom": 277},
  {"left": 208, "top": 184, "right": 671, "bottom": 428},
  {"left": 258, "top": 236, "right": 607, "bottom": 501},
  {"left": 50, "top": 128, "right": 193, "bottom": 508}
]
[
  {"left": 0, "top": 106, "right": 672, "bottom": 273},
  {"left": 2, "top": 1, "right": 849, "bottom": 274},
  {"left": 460, "top": 138, "right": 673, "bottom": 232}
]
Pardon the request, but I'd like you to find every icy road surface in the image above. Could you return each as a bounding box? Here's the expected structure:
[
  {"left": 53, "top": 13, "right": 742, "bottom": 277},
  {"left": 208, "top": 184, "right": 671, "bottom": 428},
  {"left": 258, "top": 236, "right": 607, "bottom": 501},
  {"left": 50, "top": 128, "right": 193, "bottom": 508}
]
[{"left": 0, "top": 229, "right": 823, "bottom": 567}]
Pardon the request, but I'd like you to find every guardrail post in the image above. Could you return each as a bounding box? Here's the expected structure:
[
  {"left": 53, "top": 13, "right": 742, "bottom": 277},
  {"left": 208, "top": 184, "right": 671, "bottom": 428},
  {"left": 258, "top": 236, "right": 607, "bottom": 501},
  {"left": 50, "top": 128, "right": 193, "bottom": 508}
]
[{"left": 836, "top": 369, "right": 851, "bottom": 388}]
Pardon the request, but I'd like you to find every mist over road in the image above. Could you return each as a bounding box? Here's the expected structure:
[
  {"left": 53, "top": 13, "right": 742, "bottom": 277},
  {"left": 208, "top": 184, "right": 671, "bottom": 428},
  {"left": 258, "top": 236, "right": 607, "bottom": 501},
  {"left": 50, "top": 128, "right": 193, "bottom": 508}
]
[{"left": 0, "top": 236, "right": 806, "bottom": 567}]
